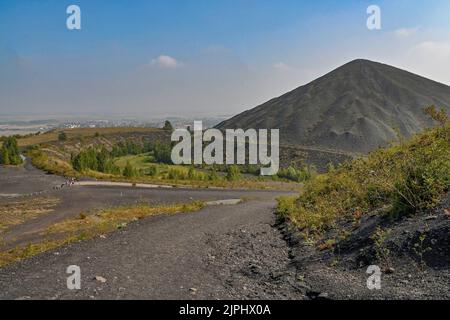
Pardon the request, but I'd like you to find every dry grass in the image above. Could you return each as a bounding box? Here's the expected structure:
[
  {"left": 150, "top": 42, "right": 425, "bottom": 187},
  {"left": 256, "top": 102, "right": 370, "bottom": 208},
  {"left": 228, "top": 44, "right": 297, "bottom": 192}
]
[
  {"left": 45, "top": 201, "right": 205, "bottom": 236},
  {"left": 27, "top": 149, "right": 78, "bottom": 176},
  {"left": 0, "top": 197, "right": 60, "bottom": 232},
  {"left": 0, "top": 237, "right": 78, "bottom": 268},
  {"left": 0, "top": 201, "right": 204, "bottom": 267},
  {"left": 18, "top": 127, "right": 164, "bottom": 147}
]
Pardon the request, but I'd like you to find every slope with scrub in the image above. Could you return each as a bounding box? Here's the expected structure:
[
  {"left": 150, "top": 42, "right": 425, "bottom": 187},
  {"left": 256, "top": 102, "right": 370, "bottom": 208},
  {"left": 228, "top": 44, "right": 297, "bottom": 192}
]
[{"left": 277, "top": 107, "right": 450, "bottom": 299}]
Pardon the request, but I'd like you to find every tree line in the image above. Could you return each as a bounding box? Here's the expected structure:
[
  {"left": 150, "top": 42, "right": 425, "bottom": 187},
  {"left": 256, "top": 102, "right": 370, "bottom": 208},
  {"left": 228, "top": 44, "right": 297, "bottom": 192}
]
[
  {"left": 71, "top": 140, "right": 173, "bottom": 175},
  {"left": 0, "top": 137, "right": 23, "bottom": 165},
  {"left": 71, "top": 147, "right": 121, "bottom": 174}
]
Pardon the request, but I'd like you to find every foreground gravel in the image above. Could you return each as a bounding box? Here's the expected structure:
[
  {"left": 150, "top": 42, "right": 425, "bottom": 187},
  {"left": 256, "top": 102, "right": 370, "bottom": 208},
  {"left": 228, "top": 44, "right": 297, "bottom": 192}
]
[{"left": 0, "top": 199, "right": 305, "bottom": 300}]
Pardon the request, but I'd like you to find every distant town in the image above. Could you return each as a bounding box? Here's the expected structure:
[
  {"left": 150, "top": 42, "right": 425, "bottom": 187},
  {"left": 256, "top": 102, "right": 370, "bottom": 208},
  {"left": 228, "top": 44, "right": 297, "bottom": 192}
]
[{"left": 0, "top": 115, "right": 229, "bottom": 137}]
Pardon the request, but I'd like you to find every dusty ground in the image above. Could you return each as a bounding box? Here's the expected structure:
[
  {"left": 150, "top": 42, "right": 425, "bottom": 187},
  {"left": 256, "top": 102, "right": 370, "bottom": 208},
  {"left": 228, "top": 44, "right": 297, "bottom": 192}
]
[
  {"left": 1, "top": 185, "right": 289, "bottom": 250},
  {"left": 0, "top": 199, "right": 305, "bottom": 300},
  {"left": 0, "top": 160, "right": 294, "bottom": 249},
  {"left": 0, "top": 159, "right": 65, "bottom": 196},
  {"left": 0, "top": 163, "right": 304, "bottom": 299},
  {"left": 0, "top": 163, "right": 448, "bottom": 300}
]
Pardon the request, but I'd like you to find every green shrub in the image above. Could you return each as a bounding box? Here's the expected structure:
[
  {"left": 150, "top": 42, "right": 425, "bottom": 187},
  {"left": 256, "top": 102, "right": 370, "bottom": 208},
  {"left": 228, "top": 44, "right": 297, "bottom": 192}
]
[
  {"left": 208, "top": 167, "right": 219, "bottom": 181},
  {"left": 123, "top": 161, "right": 138, "bottom": 178},
  {"left": 226, "top": 165, "right": 241, "bottom": 181},
  {"left": 72, "top": 147, "right": 120, "bottom": 174},
  {"left": 277, "top": 110, "right": 450, "bottom": 240},
  {"left": 153, "top": 142, "right": 172, "bottom": 164},
  {"left": 277, "top": 165, "right": 316, "bottom": 182},
  {"left": 0, "top": 136, "right": 22, "bottom": 165},
  {"left": 58, "top": 132, "right": 67, "bottom": 142},
  {"left": 276, "top": 196, "right": 298, "bottom": 217},
  {"left": 144, "top": 165, "right": 159, "bottom": 177},
  {"left": 166, "top": 166, "right": 208, "bottom": 181}
]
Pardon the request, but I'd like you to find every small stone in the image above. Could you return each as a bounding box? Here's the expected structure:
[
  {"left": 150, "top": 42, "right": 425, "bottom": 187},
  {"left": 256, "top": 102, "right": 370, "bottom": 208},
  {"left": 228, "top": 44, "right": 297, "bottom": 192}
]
[
  {"left": 317, "top": 292, "right": 329, "bottom": 299},
  {"left": 384, "top": 267, "right": 395, "bottom": 274},
  {"left": 94, "top": 276, "right": 107, "bottom": 283},
  {"left": 189, "top": 287, "right": 197, "bottom": 294}
]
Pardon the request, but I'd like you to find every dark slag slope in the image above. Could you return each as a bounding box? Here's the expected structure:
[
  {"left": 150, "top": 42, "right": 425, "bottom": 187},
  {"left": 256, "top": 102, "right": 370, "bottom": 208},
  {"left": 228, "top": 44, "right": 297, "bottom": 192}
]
[{"left": 217, "top": 59, "right": 450, "bottom": 153}]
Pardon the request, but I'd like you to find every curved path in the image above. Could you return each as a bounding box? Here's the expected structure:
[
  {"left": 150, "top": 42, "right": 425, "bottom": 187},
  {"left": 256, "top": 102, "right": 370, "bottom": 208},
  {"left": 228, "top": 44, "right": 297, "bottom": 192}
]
[
  {"left": 0, "top": 164, "right": 304, "bottom": 300},
  {"left": 0, "top": 158, "right": 65, "bottom": 197}
]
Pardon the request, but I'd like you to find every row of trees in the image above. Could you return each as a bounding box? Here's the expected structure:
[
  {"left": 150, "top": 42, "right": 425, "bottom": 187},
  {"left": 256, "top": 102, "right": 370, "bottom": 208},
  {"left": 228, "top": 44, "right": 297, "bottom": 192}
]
[
  {"left": 110, "top": 141, "right": 152, "bottom": 157},
  {"left": 0, "top": 137, "right": 23, "bottom": 165},
  {"left": 71, "top": 140, "right": 173, "bottom": 174},
  {"left": 71, "top": 148, "right": 121, "bottom": 174},
  {"left": 110, "top": 140, "right": 172, "bottom": 164}
]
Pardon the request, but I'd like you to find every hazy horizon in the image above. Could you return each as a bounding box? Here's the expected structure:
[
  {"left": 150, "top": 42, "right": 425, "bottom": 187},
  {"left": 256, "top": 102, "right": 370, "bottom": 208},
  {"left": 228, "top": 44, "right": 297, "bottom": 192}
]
[{"left": 2, "top": 0, "right": 450, "bottom": 117}]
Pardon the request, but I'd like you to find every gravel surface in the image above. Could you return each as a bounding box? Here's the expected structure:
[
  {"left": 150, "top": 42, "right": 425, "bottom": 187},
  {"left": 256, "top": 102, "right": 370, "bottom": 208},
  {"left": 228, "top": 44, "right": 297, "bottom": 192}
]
[
  {"left": 1, "top": 186, "right": 290, "bottom": 249},
  {"left": 0, "top": 199, "right": 305, "bottom": 300},
  {"left": 1, "top": 163, "right": 447, "bottom": 300},
  {"left": 0, "top": 159, "right": 65, "bottom": 196}
]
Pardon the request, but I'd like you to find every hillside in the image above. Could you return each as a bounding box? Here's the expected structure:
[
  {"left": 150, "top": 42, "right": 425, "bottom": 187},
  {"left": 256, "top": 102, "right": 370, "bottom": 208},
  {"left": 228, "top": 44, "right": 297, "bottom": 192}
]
[
  {"left": 19, "top": 128, "right": 170, "bottom": 177},
  {"left": 217, "top": 59, "right": 450, "bottom": 153},
  {"left": 16, "top": 127, "right": 166, "bottom": 147},
  {"left": 276, "top": 113, "right": 449, "bottom": 298}
]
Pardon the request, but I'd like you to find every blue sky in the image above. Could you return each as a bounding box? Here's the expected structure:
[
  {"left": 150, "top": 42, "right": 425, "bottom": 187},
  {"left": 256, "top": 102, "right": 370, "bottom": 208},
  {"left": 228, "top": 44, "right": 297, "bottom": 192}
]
[{"left": 1, "top": 0, "right": 450, "bottom": 117}]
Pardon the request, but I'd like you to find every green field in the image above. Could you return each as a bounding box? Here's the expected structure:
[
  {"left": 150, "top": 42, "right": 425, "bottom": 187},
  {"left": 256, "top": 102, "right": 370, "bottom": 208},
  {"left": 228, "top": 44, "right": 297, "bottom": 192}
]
[
  {"left": 113, "top": 152, "right": 155, "bottom": 170},
  {"left": 113, "top": 153, "right": 216, "bottom": 181}
]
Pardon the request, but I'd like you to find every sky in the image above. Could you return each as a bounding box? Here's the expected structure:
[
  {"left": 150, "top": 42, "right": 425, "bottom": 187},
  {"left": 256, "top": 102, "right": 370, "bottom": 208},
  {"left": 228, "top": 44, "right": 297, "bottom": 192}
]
[{"left": 1, "top": 0, "right": 450, "bottom": 118}]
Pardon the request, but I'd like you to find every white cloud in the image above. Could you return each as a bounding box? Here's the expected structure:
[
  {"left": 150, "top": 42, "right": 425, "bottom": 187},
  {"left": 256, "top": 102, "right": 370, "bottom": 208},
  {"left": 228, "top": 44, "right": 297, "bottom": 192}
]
[
  {"left": 409, "top": 41, "right": 450, "bottom": 59},
  {"left": 273, "top": 62, "right": 292, "bottom": 71},
  {"left": 399, "top": 40, "right": 450, "bottom": 85},
  {"left": 149, "top": 55, "right": 182, "bottom": 69},
  {"left": 394, "top": 27, "right": 420, "bottom": 37}
]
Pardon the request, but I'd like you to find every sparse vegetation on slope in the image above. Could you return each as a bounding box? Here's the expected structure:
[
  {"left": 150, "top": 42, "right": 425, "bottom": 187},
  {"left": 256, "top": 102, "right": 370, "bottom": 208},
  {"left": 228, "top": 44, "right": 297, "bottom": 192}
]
[
  {"left": 17, "top": 127, "right": 165, "bottom": 147},
  {"left": 217, "top": 60, "right": 450, "bottom": 154},
  {"left": 278, "top": 107, "right": 450, "bottom": 241}
]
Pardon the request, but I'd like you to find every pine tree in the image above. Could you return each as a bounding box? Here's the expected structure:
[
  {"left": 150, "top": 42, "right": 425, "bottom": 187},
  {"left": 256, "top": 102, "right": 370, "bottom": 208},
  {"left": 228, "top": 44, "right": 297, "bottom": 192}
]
[{"left": 163, "top": 120, "right": 174, "bottom": 131}]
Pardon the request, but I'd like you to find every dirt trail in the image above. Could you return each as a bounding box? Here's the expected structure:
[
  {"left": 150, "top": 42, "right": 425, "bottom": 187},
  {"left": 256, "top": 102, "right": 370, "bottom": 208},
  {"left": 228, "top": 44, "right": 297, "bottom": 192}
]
[
  {"left": 0, "top": 163, "right": 304, "bottom": 299},
  {"left": 0, "top": 198, "right": 305, "bottom": 300}
]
